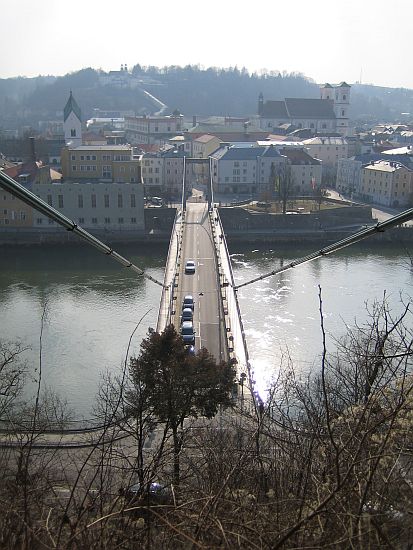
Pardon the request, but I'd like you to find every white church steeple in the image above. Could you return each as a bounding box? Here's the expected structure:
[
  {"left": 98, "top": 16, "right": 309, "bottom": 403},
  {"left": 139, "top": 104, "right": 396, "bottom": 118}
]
[{"left": 63, "top": 91, "right": 82, "bottom": 147}]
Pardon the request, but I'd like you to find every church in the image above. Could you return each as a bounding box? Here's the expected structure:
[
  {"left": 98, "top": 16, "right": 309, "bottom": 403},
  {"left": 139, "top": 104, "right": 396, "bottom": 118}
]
[{"left": 258, "top": 82, "right": 350, "bottom": 137}]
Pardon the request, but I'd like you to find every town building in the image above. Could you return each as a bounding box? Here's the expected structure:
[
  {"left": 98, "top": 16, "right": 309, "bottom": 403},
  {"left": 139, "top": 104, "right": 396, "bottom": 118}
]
[
  {"left": 191, "top": 134, "right": 222, "bottom": 184},
  {"left": 258, "top": 82, "right": 351, "bottom": 137},
  {"left": 360, "top": 160, "right": 413, "bottom": 207},
  {"left": 31, "top": 179, "right": 144, "bottom": 230},
  {"left": 302, "top": 136, "right": 349, "bottom": 183},
  {"left": 0, "top": 155, "right": 52, "bottom": 228},
  {"left": 61, "top": 145, "right": 141, "bottom": 183},
  {"left": 210, "top": 144, "right": 321, "bottom": 196},
  {"left": 141, "top": 148, "right": 186, "bottom": 197},
  {"left": 125, "top": 114, "right": 184, "bottom": 145}
]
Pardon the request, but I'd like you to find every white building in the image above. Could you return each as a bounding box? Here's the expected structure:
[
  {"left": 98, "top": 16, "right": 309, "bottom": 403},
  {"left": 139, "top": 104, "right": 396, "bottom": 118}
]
[
  {"left": 32, "top": 180, "right": 145, "bottom": 230},
  {"left": 360, "top": 160, "right": 413, "bottom": 207},
  {"left": 210, "top": 144, "right": 321, "bottom": 196},
  {"left": 125, "top": 115, "right": 184, "bottom": 145},
  {"left": 258, "top": 82, "right": 351, "bottom": 137}
]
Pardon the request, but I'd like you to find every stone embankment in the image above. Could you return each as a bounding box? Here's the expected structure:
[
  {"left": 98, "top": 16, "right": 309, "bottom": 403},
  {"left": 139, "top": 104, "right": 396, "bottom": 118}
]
[{"left": 1, "top": 205, "right": 412, "bottom": 245}]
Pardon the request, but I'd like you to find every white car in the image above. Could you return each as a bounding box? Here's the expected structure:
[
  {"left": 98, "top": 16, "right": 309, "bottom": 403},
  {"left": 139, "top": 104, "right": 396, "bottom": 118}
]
[{"left": 185, "top": 260, "right": 196, "bottom": 274}]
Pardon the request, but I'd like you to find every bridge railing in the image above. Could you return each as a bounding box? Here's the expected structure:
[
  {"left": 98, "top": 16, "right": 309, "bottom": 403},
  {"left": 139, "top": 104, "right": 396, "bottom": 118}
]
[
  {"left": 208, "top": 207, "right": 255, "bottom": 408},
  {"left": 156, "top": 209, "right": 185, "bottom": 332}
]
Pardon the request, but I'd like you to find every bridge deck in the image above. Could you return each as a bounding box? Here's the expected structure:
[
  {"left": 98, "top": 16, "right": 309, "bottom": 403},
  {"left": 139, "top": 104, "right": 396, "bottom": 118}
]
[{"left": 173, "top": 201, "right": 228, "bottom": 363}]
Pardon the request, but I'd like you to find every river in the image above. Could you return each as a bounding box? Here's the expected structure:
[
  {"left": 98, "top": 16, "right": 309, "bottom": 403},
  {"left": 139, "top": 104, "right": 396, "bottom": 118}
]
[{"left": 0, "top": 241, "right": 411, "bottom": 416}]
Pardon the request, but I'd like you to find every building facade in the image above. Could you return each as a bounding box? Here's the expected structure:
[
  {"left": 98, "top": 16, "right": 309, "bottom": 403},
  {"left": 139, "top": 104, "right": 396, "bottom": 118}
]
[
  {"left": 61, "top": 145, "right": 141, "bottom": 183},
  {"left": 125, "top": 115, "right": 184, "bottom": 145},
  {"left": 360, "top": 161, "right": 413, "bottom": 207},
  {"left": 32, "top": 180, "right": 145, "bottom": 230}
]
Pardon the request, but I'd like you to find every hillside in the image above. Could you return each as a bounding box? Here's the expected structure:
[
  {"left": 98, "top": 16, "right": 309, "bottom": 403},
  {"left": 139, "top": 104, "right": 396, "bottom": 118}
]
[{"left": 1, "top": 65, "right": 413, "bottom": 131}]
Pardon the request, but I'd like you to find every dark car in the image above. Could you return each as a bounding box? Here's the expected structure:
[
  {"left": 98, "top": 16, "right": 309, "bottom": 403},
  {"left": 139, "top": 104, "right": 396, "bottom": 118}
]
[
  {"left": 182, "top": 307, "right": 193, "bottom": 322},
  {"left": 181, "top": 321, "right": 195, "bottom": 345},
  {"left": 125, "top": 482, "right": 173, "bottom": 506},
  {"left": 182, "top": 295, "right": 194, "bottom": 311}
]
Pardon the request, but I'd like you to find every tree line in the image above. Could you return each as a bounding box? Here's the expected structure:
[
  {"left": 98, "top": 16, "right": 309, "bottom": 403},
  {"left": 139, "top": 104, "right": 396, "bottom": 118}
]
[{"left": 1, "top": 65, "right": 413, "bottom": 131}]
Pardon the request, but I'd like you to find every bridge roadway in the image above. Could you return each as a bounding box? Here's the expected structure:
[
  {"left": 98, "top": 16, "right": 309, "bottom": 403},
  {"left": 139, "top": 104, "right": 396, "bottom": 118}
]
[{"left": 173, "top": 201, "right": 228, "bottom": 363}]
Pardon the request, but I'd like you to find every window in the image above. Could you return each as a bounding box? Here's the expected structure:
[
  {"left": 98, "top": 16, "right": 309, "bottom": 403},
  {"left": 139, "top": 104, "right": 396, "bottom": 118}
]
[
  {"left": 91, "top": 194, "right": 96, "bottom": 208},
  {"left": 36, "top": 218, "right": 43, "bottom": 224},
  {"left": 104, "top": 194, "right": 110, "bottom": 208},
  {"left": 92, "top": 217, "right": 98, "bottom": 224},
  {"left": 131, "top": 194, "right": 136, "bottom": 207},
  {"left": 91, "top": 155, "right": 96, "bottom": 161},
  {"left": 118, "top": 194, "right": 123, "bottom": 208},
  {"left": 78, "top": 194, "right": 83, "bottom": 208},
  {"left": 71, "top": 155, "right": 76, "bottom": 161},
  {"left": 131, "top": 217, "right": 137, "bottom": 224},
  {"left": 47, "top": 194, "right": 52, "bottom": 206},
  {"left": 58, "top": 195, "right": 64, "bottom": 208},
  {"left": 48, "top": 219, "right": 54, "bottom": 225},
  {"left": 343, "top": 94, "right": 346, "bottom": 101},
  {"left": 118, "top": 217, "right": 124, "bottom": 224},
  {"left": 78, "top": 217, "right": 84, "bottom": 224},
  {"left": 80, "top": 155, "right": 85, "bottom": 160},
  {"left": 20, "top": 211, "right": 26, "bottom": 221},
  {"left": 104, "top": 217, "right": 111, "bottom": 224},
  {"left": 71, "top": 129, "right": 76, "bottom": 137},
  {"left": 72, "top": 165, "right": 77, "bottom": 171},
  {"left": 102, "top": 155, "right": 111, "bottom": 161},
  {"left": 86, "top": 155, "right": 91, "bottom": 161},
  {"left": 102, "top": 166, "right": 111, "bottom": 178}
]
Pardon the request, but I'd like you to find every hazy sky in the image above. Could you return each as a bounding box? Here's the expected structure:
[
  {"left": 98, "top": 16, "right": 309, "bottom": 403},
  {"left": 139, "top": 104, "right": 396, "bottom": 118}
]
[{"left": 1, "top": 0, "right": 412, "bottom": 89}]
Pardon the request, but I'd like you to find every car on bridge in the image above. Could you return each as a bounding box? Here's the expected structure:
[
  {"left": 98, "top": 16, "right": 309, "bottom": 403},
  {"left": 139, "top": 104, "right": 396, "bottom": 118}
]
[
  {"left": 181, "top": 321, "right": 195, "bottom": 345},
  {"left": 182, "top": 295, "right": 194, "bottom": 310},
  {"left": 185, "top": 260, "right": 196, "bottom": 274},
  {"left": 182, "top": 307, "right": 193, "bottom": 322}
]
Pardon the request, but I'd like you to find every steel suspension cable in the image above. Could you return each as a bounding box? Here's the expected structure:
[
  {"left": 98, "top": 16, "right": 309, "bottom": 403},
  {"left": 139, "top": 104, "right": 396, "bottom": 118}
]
[
  {"left": 235, "top": 208, "right": 413, "bottom": 290},
  {"left": 0, "top": 170, "right": 165, "bottom": 288}
]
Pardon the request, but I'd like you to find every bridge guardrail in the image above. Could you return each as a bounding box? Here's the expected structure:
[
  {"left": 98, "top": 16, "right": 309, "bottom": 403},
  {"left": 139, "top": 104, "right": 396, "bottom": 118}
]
[
  {"left": 208, "top": 208, "right": 255, "bottom": 409},
  {"left": 156, "top": 209, "right": 185, "bottom": 332}
]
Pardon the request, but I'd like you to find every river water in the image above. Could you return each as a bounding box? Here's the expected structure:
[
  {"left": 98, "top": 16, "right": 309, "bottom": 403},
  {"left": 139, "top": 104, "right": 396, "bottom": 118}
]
[{"left": 0, "top": 241, "right": 412, "bottom": 416}]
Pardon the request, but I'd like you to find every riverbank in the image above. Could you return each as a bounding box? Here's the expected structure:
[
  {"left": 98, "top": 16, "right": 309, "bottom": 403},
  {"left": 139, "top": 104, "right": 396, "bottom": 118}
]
[{"left": 1, "top": 205, "right": 412, "bottom": 246}]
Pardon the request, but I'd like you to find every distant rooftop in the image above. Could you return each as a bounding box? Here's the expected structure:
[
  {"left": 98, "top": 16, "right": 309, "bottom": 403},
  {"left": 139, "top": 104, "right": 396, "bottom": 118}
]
[{"left": 66, "top": 145, "right": 131, "bottom": 151}]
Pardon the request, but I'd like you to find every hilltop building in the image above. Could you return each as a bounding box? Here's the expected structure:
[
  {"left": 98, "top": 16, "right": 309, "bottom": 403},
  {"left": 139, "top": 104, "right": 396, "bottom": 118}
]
[{"left": 258, "top": 82, "right": 351, "bottom": 137}]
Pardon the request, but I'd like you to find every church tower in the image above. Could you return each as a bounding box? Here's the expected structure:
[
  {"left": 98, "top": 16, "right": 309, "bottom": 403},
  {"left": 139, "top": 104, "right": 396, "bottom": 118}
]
[
  {"left": 63, "top": 91, "right": 82, "bottom": 147},
  {"left": 258, "top": 92, "right": 264, "bottom": 116},
  {"left": 333, "top": 82, "right": 351, "bottom": 137}
]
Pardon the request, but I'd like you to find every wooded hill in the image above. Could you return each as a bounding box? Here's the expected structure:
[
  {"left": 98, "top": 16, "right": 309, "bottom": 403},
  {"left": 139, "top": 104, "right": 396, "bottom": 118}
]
[{"left": 1, "top": 65, "right": 413, "bottom": 130}]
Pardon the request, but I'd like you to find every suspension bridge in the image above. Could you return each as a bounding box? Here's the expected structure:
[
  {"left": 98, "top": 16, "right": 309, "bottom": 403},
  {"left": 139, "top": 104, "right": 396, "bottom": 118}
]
[{"left": 1, "top": 162, "right": 413, "bottom": 445}]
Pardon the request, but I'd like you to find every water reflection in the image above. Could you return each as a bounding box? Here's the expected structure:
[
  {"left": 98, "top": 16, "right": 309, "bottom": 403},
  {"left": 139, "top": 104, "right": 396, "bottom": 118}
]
[{"left": 231, "top": 242, "right": 412, "bottom": 396}]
